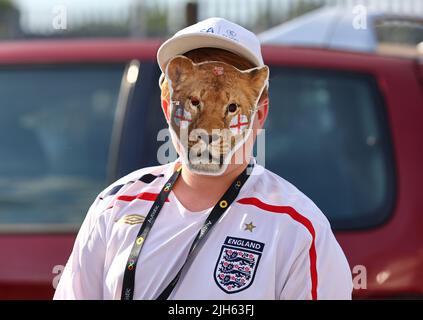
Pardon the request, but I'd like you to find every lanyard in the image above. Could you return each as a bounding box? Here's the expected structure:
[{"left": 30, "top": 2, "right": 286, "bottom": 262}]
[{"left": 121, "top": 162, "right": 253, "bottom": 300}]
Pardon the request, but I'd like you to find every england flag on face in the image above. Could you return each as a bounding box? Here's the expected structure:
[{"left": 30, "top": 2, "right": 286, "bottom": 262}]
[
  {"left": 173, "top": 107, "right": 192, "bottom": 129},
  {"left": 229, "top": 114, "right": 249, "bottom": 135}
]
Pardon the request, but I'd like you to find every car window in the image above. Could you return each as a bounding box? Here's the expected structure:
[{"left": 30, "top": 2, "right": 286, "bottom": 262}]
[
  {"left": 111, "top": 62, "right": 171, "bottom": 178},
  {"left": 264, "top": 67, "right": 395, "bottom": 230},
  {"left": 0, "top": 64, "right": 125, "bottom": 229}
]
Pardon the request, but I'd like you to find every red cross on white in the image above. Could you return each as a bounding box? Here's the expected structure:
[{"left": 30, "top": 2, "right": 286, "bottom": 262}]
[
  {"left": 174, "top": 108, "right": 192, "bottom": 129},
  {"left": 229, "top": 114, "right": 249, "bottom": 134}
]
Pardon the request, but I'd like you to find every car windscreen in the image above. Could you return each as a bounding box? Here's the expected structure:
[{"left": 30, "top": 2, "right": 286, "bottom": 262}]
[{"left": 0, "top": 64, "right": 125, "bottom": 231}]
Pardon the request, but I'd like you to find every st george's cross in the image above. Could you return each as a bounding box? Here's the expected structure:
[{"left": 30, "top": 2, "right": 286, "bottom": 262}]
[
  {"left": 229, "top": 114, "right": 249, "bottom": 135},
  {"left": 173, "top": 104, "right": 192, "bottom": 129}
]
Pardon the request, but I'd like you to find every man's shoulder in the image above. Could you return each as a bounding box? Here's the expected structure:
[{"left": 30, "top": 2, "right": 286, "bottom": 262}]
[
  {"left": 240, "top": 165, "right": 331, "bottom": 232},
  {"left": 97, "top": 162, "right": 173, "bottom": 201},
  {"left": 75, "top": 163, "right": 174, "bottom": 241}
]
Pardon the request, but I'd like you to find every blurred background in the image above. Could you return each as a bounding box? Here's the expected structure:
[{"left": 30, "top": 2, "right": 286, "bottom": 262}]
[
  {"left": 0, "top": 0, "right": 422, "bottom": 299},
  {"left": 1, "top": 0, "right": 422, "bottom": 39}
]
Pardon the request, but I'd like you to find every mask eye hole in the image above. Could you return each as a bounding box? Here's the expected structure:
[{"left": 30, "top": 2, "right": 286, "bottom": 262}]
[
  {"left": 227, "top": 103, "right": 238, "bottom": 113},
  {"left": 190, "top": 96, "right": 200, "bottom": 107}
]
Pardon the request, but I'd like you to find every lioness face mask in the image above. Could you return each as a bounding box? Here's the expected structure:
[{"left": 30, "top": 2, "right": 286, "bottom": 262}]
[{"left": 164, "top": 55, "right": 269, "bottom": 176}]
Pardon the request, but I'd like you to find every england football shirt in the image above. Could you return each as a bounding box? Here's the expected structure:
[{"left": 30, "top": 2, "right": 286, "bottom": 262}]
[{"left": 54, "top": 160, "right": 353, "bottom": 300}]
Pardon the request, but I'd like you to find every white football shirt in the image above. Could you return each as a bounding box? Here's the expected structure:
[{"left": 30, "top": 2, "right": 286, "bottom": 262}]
[{"left": 54, "top": 160, "right": 353, "bottom": 300}]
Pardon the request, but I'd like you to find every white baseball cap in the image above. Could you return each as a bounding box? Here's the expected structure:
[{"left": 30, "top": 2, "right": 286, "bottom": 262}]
[{"left": 157, "top": 17, "right": 264, "bottom": 73}]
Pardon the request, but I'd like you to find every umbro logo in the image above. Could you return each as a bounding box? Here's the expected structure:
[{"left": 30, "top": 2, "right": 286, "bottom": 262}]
[{"left": 115, "top": 214, "right": 145, "bottom": 225}]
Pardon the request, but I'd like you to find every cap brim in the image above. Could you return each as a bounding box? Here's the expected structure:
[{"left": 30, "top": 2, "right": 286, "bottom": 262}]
[{"left": 157, "top": 32, "right": 262, "bottom": 73}]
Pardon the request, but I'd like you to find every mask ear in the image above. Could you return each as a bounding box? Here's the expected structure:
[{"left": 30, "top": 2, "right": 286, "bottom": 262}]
[
  {"left": 165, "top": 55, "right": 195, "bottom": 89},
  {"left": 245, "top": 65, "right": 269, "bottom": 98}
]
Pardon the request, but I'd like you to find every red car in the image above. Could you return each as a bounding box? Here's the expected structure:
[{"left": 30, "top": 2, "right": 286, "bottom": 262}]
[{"left": 0, "top": 39, "right": 422, "bottom": 299}]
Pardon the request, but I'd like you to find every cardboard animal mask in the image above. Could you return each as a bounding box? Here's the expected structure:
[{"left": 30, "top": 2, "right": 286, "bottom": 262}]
[{"left": 165, "top": 55, "right": 269, "bottom": 175}]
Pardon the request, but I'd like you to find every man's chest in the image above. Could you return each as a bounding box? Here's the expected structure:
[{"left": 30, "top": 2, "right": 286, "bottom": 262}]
[{"left": 102, "top": 201, "right": 288, "bottom": 299}]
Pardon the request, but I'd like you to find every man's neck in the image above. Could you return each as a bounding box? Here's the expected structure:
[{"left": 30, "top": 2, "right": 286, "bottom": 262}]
[{"left": 172, "top": 160, "right": 250, "bottom": 212}]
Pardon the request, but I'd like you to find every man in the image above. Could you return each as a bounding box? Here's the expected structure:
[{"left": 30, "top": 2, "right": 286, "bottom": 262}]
[{"left": 54, "top": 17, "right": 352, "bottom": 300}]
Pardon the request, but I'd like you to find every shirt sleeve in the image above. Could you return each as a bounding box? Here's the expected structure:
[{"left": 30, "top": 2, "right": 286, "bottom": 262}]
[
  {"left": 279, "top": 225, "right": 353, "bottom": 300},
  {"left": 53, "top": 195, "right": 108, "bottom": 300}
]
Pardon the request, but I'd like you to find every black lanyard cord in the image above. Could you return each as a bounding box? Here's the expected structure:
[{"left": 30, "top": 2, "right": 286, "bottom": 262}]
[{"left": 121, "top": 162, "right": 253, "bottom": 300}]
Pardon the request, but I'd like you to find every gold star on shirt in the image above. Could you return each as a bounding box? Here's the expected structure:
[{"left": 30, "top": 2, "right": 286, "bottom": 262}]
[{"left": 244, "top": 221, "right": 256, "bottom": 232}]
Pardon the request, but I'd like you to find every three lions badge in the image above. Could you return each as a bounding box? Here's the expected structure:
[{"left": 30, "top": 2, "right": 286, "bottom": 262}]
[{"left": 214, "top": 236, "right": 264, "bottom": 294}]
